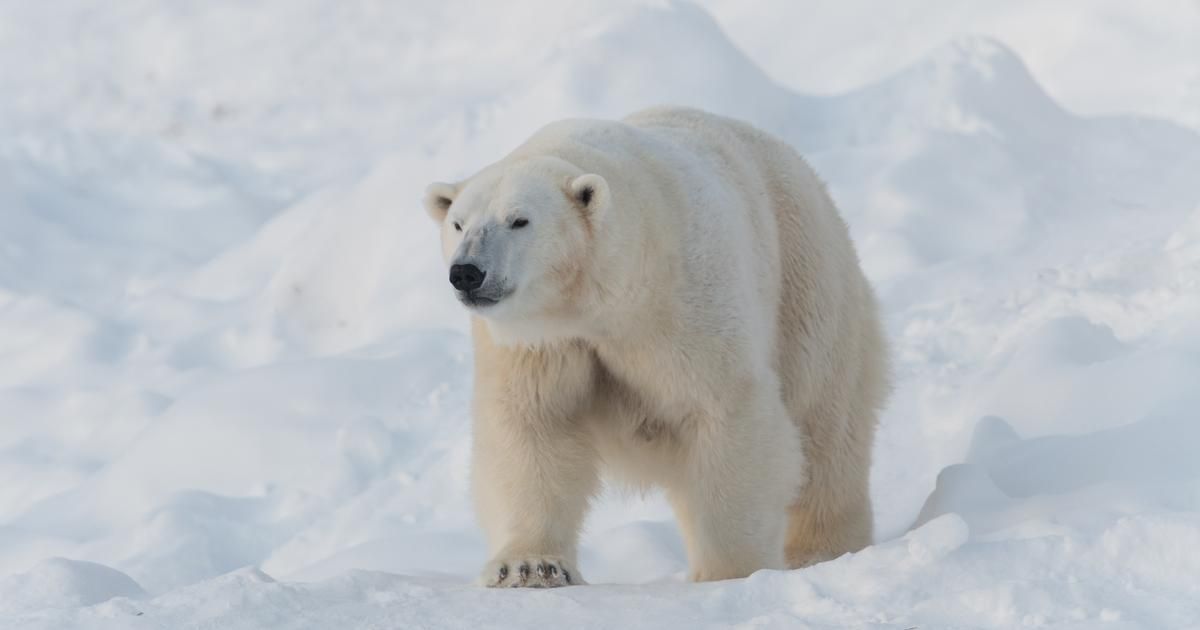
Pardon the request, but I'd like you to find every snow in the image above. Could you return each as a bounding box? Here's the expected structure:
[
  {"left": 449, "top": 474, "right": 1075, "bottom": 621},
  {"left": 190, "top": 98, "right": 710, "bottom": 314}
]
[{"left": 2, "top": 1, "right": 1199, "bottom": 627}]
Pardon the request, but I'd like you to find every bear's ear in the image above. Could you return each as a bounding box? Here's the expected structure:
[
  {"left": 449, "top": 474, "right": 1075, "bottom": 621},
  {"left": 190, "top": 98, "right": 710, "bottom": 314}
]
[
  {"left": 423, "top": 182, "right": 458, "bottom": 223},
  {"left": 567, "top": 174, "right": 609, "bottom": 217}
]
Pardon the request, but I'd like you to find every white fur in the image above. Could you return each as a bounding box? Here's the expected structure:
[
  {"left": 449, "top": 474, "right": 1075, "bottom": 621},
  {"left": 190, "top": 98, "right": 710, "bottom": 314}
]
[{"left": 424, "top": 106, "right": 889, "bottom": 587}]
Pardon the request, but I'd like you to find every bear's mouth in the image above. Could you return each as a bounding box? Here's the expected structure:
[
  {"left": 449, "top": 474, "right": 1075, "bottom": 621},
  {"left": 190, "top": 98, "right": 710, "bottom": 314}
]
[
  {"left": 458, "top": 289, "right": 510, "bottom": 309},
  {"left": 464, "top": 295, "right": 498, "bottom": 307}
]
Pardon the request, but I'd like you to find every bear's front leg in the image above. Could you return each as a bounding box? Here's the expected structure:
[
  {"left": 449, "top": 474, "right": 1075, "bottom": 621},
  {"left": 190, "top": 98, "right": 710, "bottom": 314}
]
[
  {"left": 667, "top": 385, "right": 804, "bottom": 582},
  {"left": 470, "top": 335, "right": 599, "bottom": 588},
  {"left": 471, "top": 409, "right": 597, "bottom": 587}
]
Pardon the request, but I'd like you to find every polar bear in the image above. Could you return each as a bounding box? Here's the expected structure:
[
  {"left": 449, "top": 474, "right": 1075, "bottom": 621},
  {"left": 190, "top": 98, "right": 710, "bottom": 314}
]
[{"left": 423, "top": 106, "right": 888, "bottom": 587}]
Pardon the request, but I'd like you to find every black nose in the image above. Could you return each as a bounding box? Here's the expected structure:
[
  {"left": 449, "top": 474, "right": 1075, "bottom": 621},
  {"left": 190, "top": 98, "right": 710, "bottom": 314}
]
[{"left": 449, "top": 263, "right": 486, "bottom": 292}]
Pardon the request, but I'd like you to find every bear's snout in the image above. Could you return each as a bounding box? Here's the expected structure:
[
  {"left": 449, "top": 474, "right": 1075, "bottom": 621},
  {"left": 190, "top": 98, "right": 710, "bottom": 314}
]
[{"left": 449, "top": 263, "right": 487, "bottom": 292}]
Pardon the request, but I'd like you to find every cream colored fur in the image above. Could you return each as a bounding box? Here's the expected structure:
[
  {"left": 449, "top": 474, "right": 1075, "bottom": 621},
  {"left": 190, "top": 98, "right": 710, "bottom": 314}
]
[{"left": 424, "top": 106, "right": 889, "bottom": 587}]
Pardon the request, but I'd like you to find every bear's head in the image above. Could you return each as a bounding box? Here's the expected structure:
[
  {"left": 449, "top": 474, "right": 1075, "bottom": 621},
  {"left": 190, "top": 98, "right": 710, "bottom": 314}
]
[{"left": 424, "top": 156, "right": 609, "bottom": 341}]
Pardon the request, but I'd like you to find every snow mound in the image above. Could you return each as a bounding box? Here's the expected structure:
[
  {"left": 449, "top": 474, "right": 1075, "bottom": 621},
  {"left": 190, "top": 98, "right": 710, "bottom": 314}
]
[
  {"left": 698, "top": 0, "right": 1200, "bottom": 130},
  {"left": 919, "top": 414, "right": 1200, "bottom": 530},
  {"left": 0, "top": 558, "right": 144, "bottom": 616}
]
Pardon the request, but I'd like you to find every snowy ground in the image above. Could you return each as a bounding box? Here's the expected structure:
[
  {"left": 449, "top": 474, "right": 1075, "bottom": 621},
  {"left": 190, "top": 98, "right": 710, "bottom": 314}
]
[{"left": 3, "top": 1, "right": 1200, "bottom": 628}]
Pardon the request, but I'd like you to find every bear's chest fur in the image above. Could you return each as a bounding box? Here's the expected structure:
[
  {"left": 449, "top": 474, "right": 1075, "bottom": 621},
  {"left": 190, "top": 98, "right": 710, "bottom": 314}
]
[{"left": 588, "top": 339, "right": 723, "bottom": 437}]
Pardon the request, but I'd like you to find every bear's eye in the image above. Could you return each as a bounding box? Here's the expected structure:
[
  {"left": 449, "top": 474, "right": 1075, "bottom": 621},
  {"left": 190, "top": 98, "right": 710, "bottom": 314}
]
[
  {"left": 452, "top": 221, "right": 462, "bottom": 232},
  {"left": 511, "top": 218, "right": 530, "bottom": 229}
]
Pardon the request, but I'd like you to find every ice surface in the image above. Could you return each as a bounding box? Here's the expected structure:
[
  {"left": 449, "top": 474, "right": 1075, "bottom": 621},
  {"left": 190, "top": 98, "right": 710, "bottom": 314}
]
[{"left": 2, "top": 1, "right": 1199, "bottom": 627}]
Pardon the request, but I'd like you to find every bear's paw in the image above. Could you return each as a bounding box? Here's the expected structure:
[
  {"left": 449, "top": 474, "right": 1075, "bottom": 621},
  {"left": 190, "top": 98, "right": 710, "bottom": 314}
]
[{"left": 480, "top": 555, "right": 583, "bottom": 588}]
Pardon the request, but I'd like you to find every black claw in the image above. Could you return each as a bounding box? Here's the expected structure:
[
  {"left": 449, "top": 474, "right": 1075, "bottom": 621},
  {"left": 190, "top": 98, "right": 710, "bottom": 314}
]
[
  {"left": 536, "top": 563, "right": 549, "bottom": 578},
  {"left": 548, "top": 564, "right": 559, "bottom": 577},
  {"left": 498, "top": 564, "right": 508, "bottom": 580},
  {"left": 562, "top": 569, "right": 572, "bottom": 584},
  {"left": 518, "top": 563, "right": 530, "bottom": 581}
]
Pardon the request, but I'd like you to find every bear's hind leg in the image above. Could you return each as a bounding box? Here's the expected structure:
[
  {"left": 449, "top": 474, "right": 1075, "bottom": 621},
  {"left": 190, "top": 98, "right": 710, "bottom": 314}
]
[
  {"left": 784, "top": 484, "right": 872, "bottom": 567},
  {"left": 783, "top": 407, "right": 874, "bottom": 567}
]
